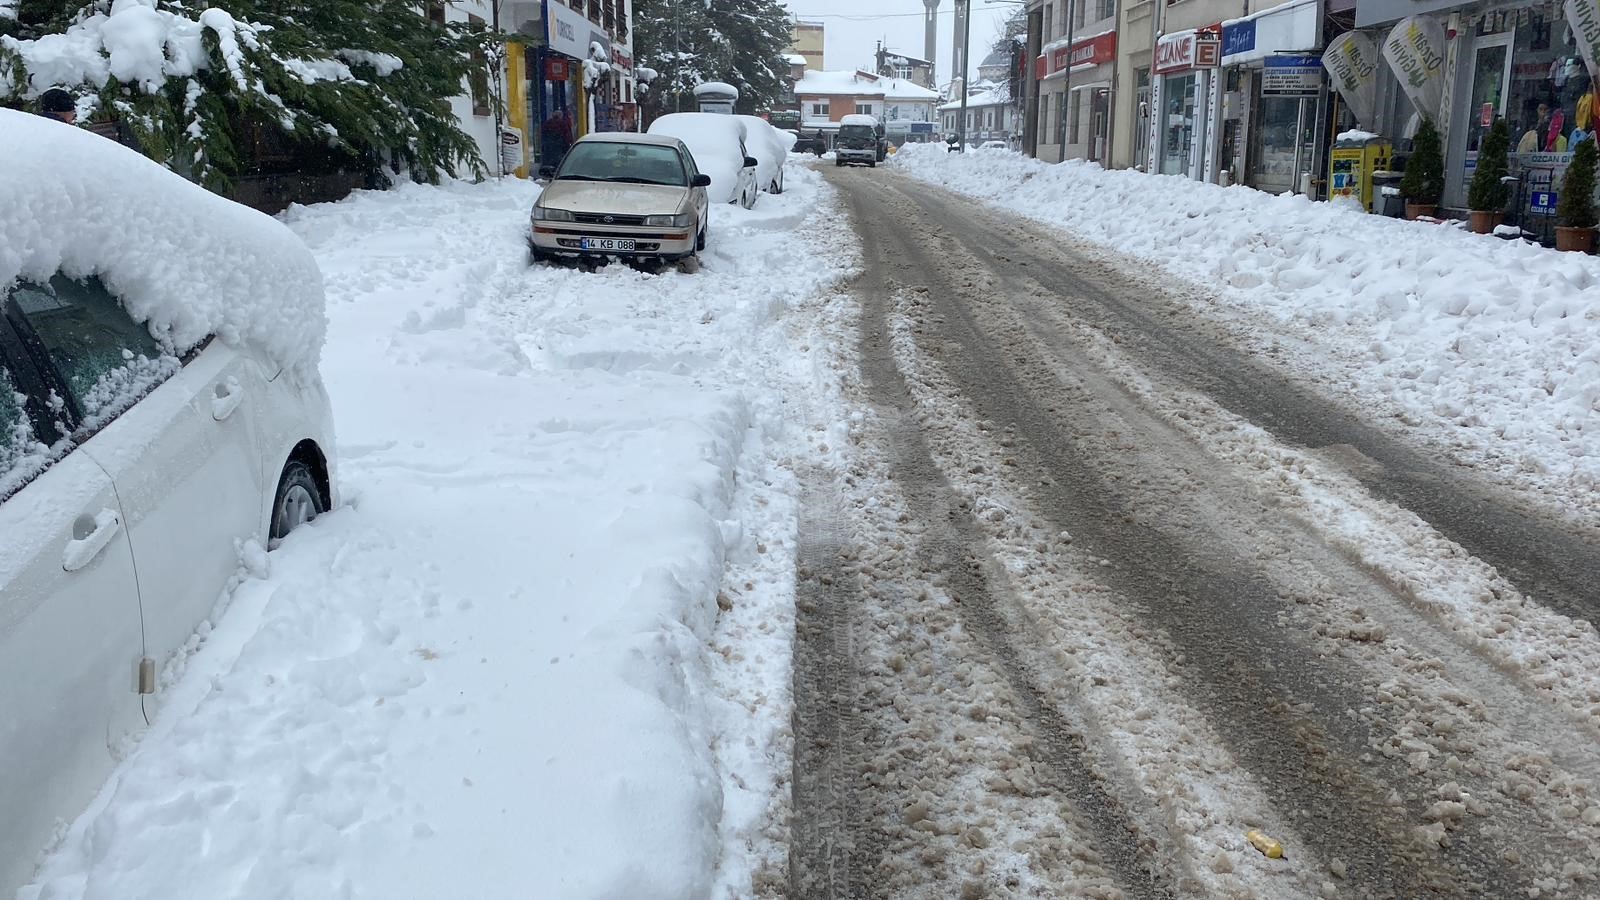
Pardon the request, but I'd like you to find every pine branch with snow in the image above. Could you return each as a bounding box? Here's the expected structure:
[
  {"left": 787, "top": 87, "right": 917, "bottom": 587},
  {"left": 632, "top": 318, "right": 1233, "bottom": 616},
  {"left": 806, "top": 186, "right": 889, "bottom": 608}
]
[{"left": 1, "top": 0, "right": 487, "bottom": 189}]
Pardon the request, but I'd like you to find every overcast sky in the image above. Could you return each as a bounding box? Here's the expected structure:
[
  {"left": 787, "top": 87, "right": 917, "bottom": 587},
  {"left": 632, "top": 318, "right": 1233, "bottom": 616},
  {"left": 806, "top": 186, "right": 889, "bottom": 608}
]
[{"left": 779, "top": 1, "right": 1019, "bottom": 86}]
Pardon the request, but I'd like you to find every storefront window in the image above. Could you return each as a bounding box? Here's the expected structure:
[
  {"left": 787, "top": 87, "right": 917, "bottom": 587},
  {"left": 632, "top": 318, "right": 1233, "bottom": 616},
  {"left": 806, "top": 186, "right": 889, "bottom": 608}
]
[
  {"left": 1467, "top": 3, "right": 1588, "bottom": 156},
  {"left": 1160, "top": 74, "right": 1197, "bottom": 175}
]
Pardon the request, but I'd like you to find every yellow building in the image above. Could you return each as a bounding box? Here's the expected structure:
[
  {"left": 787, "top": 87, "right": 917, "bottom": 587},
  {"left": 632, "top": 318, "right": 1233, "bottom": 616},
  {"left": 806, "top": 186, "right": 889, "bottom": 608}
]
[{"left": 791, "top": 18, "right": 825, "bottom": 71}]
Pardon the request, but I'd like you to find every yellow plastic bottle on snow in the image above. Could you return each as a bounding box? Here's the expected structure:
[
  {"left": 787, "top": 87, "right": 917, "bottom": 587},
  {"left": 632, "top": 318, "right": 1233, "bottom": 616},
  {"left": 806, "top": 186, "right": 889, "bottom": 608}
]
[{"left": 1246, "top": 830, "right": 1284, "bottom": 859}]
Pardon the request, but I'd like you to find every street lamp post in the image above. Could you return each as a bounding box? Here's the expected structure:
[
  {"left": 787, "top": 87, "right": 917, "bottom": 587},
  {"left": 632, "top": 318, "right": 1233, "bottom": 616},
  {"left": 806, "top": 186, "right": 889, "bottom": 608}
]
[{"left": 957, "top": 0, "right": 971, "bottom": 151}]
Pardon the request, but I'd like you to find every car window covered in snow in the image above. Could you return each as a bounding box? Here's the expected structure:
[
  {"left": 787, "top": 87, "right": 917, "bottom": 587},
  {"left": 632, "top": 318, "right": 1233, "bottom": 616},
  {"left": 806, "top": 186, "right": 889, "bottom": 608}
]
[
  {"left": 558, "top": 142, "right": 688, "bottom": 186},
  {"left": 0, "top": 366, "right": 49, "bottom": 501},
  {"left": 11, "top": 277, "right": 179, "bottom": 430}
]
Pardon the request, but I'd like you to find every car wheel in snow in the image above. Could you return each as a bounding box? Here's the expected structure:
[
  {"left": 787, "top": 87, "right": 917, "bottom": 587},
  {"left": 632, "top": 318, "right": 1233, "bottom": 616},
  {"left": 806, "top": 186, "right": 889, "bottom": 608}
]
[
  {"left": 270, "top": 459, "right": 325, "bottom": 543},
  {"left": 696, "top": 225, "right": 707, "bottom": 252},
  {"left": 679, "top": 254, "right": 701, "bottom": 275},
  {"left": 528, "top": 245, "right": 550, "bottom": 266}
]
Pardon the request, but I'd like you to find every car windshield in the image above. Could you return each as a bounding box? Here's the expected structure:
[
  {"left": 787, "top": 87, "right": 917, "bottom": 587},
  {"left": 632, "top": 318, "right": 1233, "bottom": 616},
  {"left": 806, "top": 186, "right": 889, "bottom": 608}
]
[
  {"left": 556, "top": 142, "right": 687, "bottom": 186},
  {"left": 839, "top": 125, "right": 874, "bottom": 140}
]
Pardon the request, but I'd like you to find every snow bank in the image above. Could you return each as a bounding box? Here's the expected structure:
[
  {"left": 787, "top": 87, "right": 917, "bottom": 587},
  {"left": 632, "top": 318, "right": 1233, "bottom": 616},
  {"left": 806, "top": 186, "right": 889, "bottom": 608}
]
[
  {"left": 890, "top": 142, "right": 1600, "bottom": 501},
  {"left": 0, "top": 110, "right": 325, "bottom": 377},
  {"left": 20, "top": 169, "right": 852, "bottom": 899}
]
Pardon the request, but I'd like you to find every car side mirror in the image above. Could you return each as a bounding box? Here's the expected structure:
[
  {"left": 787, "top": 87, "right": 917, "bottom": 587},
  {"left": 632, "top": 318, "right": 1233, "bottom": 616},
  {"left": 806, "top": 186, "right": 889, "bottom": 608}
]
[
  {"left": 743, "top": 157, "right": 759, "bottom": 168},
  {"left": 692, "top": 174, "right": 712, "bottom": 187}
]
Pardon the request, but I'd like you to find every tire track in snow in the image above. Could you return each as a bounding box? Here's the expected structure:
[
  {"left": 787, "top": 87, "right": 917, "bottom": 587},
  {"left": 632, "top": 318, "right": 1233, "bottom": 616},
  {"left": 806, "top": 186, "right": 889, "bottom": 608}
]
[{"left": 835, "top": 169, "right": 1557, "bottom": 898}]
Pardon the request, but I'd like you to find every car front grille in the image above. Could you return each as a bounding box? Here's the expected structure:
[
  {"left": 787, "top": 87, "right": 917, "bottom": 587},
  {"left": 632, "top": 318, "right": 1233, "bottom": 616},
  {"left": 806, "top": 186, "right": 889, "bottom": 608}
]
[{"left": 572, "top": 212, "right": 647, "bottom": 226}]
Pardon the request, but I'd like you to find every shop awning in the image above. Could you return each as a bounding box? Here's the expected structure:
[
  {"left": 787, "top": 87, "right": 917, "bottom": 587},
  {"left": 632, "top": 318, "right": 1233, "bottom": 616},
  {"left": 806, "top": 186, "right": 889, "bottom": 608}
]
[{"left": 1069, "top": 80, "right": 1112, "bottom": 92}]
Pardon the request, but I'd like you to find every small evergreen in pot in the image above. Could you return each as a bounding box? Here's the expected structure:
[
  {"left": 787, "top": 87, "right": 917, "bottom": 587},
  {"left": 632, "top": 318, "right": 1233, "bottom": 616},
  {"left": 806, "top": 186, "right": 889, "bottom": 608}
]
[
  {"left": 1467, "top": 117, "right": 1511, "bottom": 233},
  {"left": 1557, "top": 136, "right": 1598, "bottom": 252},
  {"left": 1400, "top": 117, "right": 1445, "bottom": 220}
]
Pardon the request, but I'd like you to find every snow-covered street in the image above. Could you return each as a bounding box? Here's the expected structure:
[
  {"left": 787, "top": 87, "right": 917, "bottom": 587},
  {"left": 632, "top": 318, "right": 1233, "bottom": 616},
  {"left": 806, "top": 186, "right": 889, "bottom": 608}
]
[
  {"left": 20, "top": 170, "right": 852, "bottom": 899},
  {"left": 13, "top": 148, "right": 1600, "bottom": 900}
]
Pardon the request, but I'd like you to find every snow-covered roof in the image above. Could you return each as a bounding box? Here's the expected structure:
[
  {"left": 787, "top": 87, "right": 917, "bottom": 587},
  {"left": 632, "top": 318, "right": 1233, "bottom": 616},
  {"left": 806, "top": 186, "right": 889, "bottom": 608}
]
[
  {"left": 693, "top": 81, "right": 738, "bottom": 98},
  {"left": 793, "top": 69, "right": 939, "bottom": 100},
  {"left": 0, "top": 111, "right": 325, "bottom": 378},
  {"left": 784, "top": 53, "right": 807, "bottom": 66},
  {"left": 940, "top": 89, "right": 1009, "bottom": 111},
  {"left": 883, "top": 48, "right": 930, "bottom": 65}
]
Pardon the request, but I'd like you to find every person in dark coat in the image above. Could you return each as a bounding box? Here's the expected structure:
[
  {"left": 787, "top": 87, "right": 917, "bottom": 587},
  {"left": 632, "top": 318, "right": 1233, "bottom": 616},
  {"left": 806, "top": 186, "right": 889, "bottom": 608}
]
[{"left": 39, "top": 88, "right": 76, "bottom": 124}]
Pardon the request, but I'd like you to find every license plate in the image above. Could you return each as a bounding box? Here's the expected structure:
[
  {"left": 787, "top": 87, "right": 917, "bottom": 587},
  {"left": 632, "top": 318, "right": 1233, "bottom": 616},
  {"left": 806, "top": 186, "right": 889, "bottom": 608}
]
[{"left": 580, "top": 237, "right": 635, "bottom": 251}]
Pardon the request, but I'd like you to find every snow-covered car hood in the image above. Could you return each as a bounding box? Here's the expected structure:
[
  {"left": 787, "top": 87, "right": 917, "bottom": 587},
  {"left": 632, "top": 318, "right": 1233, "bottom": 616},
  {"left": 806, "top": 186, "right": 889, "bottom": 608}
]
[
  {"left": 537, "top": 180, "right": 689, "bottom": 217},
  {"left": 0, "top": 110, "right": 326, "bottom": 382}
]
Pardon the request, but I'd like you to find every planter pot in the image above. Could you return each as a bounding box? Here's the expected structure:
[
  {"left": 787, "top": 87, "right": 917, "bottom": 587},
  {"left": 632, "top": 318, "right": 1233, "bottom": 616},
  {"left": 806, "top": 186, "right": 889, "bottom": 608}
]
[
  {"left": 1555, "top": 225, "right": 1596, "bottom": 253},
  {"left": 1405, "top": 203, "right": 1437, "bottom": 220},
  {"left": 1469, "top": 210, "right": 1503, "bottom": 234}
]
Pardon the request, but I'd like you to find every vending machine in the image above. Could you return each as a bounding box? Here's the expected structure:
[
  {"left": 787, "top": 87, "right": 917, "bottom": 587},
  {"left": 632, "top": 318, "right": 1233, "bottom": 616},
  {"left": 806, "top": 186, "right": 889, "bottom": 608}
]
[{"left": 1328, "top": 134, "right": 1393, "bottom": 212}]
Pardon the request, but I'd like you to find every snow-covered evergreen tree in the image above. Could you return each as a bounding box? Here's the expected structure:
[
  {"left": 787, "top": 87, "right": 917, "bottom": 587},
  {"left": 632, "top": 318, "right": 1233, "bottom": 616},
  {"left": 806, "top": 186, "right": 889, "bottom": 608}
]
[
  {"left": 634, "top": 0, "right": 788, "bottom": 119},
  {"left": 0, "top": 0, "right": 487, "bottom": 189}
]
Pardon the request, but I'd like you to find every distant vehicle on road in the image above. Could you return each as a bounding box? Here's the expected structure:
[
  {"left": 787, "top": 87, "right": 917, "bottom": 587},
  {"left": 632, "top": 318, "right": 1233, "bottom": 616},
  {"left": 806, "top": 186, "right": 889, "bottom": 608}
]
[
  {"left": 1, "top": 109, "right": 335, "bottom": 897},
  {"left": 979, "top": 140, "right": 1009, "bottom": 151},
  {"left": 530, "top": 132, "right": 712, "bottom": 268},
  {"left": 786, "top": 129, "right": 827, "bottom": 156},
  {"left": 836, "top": 114, "right": 886, "bottom": 168},
  {"left": 648, "top": 112, "right": 761, "bottom": 209}
]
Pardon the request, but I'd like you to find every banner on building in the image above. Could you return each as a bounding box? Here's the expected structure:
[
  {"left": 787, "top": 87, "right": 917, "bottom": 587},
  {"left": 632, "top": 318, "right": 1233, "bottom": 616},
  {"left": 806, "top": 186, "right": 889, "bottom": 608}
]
[
  {"left": 1262, "top": 55, "right": 1323, "bottom": 96},
  {"left": 1323, "top": 32, "right": 1379, "bottom": 127},
  {"left": 1565, "top": 0, "right": 1600, "bottom": 75},
  {"left": 1381, "top": 15, "right": 1447, "bottom": 119}
]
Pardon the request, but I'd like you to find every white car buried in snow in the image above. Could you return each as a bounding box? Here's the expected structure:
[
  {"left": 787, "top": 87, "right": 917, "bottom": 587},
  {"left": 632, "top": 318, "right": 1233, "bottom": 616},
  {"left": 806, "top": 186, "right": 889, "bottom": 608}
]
[
  {"left": 735, "top": 114, "right": 795, "bottom": 195},
  {"left": 0, "top": 110, "right": 335, "bottom": 896},
  {"left": 648, "top": 112, "right": 761, "bottom": 209}
]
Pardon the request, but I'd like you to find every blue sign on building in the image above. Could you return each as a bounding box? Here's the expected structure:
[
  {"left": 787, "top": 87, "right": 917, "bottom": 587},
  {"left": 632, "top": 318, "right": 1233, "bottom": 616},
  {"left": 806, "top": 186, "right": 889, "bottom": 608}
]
[
  {"left": 1222, "top": 20, "right": 1257, "bottom": 59},
  {"left": 1531, "top": 191, "right": 1557, "bottom": 214}
]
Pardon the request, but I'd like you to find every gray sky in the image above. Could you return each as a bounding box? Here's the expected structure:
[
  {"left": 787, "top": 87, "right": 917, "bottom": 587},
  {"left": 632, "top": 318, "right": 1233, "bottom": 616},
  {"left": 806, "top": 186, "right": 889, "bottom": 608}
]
[{"left": 780, "top": 1, "right": 1019, "bottom": 87}]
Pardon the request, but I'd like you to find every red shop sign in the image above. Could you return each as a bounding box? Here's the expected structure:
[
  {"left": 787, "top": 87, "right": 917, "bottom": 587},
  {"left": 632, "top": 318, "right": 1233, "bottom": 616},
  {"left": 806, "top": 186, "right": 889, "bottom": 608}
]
[
  {"left": 546, "top": 58, "right": 570, "bottom": 81},
  {"left": 1035, "top": 31, "right": 1118, "bottom": 79},
  {"left": 1154, "top": 28, "right": 1220, "bottom": 74}
]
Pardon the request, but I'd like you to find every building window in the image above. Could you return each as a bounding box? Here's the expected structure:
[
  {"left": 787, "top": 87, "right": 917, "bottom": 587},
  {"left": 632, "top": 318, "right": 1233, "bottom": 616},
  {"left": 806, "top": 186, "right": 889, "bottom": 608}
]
[
  {"left": 1043, "top": 4, "right": 1053, "bottom": 42},
  {"left": 1068, "top": 92, "right": 1080, "bottom": 144},
  {"left": 1096, "top": 0, "right": 1115, "bottom": 20},
  {"left": 856, "top": 103, "right": 873, "bottom": 115},
  {"left": 426, "top": 0, "right": 445, "bottom": 25},
  {"left": 1074, "top": 0, "right": 1086, "bottom": 30},
  {"left": 811, "top": 100, "right": 829, "bottom": 117}
]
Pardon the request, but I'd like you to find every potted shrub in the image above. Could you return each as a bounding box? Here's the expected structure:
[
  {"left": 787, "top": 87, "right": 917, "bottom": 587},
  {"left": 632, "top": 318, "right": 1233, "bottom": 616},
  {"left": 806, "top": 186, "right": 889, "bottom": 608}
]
[
  {"left": 1467, "top": 117, "right": 1511, "bottom": 233},
  {"left": 1400, "top": 117, "right": 1445, "bottom": 220},
  {"left": 1556, "top": 136, "right": 1598, "bottom": 252}
]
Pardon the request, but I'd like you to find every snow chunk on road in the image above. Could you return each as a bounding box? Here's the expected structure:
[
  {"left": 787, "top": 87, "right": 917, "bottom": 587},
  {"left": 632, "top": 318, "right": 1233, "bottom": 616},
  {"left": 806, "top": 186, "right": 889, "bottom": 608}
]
[{"left": 0, "top": 110, "right": 325, "bottom": 379}]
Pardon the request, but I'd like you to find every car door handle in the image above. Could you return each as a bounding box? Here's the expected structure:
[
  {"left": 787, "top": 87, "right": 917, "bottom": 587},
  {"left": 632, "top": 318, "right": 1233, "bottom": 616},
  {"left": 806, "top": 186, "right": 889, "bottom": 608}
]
[
  {"left": 212, "top": 377, "right": 244, "bottom": 421},
  {"left": 63, "top": 509, "right": 122, "bottom": 572}
]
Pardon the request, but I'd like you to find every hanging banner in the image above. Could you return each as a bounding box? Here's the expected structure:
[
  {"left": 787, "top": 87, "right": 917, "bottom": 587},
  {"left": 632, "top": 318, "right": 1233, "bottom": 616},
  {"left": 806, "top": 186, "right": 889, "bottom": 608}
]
[
  {"left": 1566, "top": 0, "right": 1600, "bottom": 74},
  {"left": 1381, "top": 16, "right": 1447, "bottom": 118},
  {"left": 1323, "top": 32, "right": 1379, "bottom": 128}
]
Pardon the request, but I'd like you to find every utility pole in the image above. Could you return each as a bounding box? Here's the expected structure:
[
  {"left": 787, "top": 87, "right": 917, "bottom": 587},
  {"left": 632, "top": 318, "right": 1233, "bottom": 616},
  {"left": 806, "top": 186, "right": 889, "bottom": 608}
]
[
  {"left": 923, "top": 0, "right": 940, "bottom": 78},
  {"left": 1057, "top": 0, "right": 1077, "bottom": 156},
  {"left": 956, "top": 0, "right": 971, "bottom": 150}
]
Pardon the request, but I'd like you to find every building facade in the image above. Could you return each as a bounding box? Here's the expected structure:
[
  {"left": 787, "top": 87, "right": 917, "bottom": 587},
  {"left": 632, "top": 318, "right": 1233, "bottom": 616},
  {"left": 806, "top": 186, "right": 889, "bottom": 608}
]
[
  {"left": 878, "top": 47, "right": 938, "bottom": 89},
  {"left": 796, "top": 69, "right": 940, "bottom": 144},
  {"left": 791, "top": 18, "right": 826, "bottom": 71},
  {"left": 941, "top": 88, "right": 1022, "bottom": 143}
]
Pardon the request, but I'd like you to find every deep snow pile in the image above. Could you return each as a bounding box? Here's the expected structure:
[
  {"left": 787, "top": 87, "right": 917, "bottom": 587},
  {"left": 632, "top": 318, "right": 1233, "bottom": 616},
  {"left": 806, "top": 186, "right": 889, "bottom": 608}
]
[
  {"left": 19, "top": 170, "right": 850, "bottom": 899},
  {"left": 890, "top": 144, "right": 1600, "bottom": 511},
  {"left": 0, "top": 110, "right": 324, "bottom": 377}
]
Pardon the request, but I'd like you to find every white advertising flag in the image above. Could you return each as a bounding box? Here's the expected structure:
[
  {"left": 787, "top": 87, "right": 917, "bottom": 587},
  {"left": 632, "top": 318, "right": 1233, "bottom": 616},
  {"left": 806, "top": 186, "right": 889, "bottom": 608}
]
[
  {"left": 1381, "top": 15, "right": 1448, "bottom": 119},
  {"left": 1323, "top": 32, "right": 1379, "bottom": 128}
]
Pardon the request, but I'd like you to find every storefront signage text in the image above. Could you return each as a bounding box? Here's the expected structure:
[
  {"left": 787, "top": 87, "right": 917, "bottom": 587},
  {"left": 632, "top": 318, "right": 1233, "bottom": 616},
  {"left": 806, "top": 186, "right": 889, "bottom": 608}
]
[
  {"left": 1155, "top": 30, "right": 1220, "bottom": 74},
  {"left": 1323, "top": 32, "right": 1379, "bottom": 128},
  {"left": 1261, "top": 54, "right": 1324, "bottom": 96},
  {"left": 1381, "top": 15, "right": 1446, "bottom": 117},
  {"left": 1564, "top": 0, "right": 1600, "bottom": 76},
  {"left": 1037, "top": 31, "right": 1116, "bottom": 78},
  {"left": 546, "top": 0, "right": 596, "bottom": 61},
  {"left": 1222, "top": 20, "right": 1256, "bottom": 59}
]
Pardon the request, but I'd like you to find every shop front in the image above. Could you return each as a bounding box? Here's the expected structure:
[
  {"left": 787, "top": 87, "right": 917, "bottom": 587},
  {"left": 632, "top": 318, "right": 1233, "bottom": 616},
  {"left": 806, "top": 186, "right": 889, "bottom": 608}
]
[
  {"left": 1221, "top": 0, "right": 1326, "bottom": 194},
  {"left": 1151, "top": 27, "right": 1223, "bottom": 179},
  {"left": 1057, "top": 31, "right": 1118, "bottom": 162},
  {"left": 529, "top": 0, "right": 600, "bottom": 170}
]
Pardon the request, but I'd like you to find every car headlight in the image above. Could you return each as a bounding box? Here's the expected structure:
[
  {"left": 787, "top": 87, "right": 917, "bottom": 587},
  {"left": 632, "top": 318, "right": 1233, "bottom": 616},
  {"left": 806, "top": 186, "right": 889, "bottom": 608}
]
[
  {"left": 644, "top": 213, "right": 691, "bottom": 227},
  {"left": 532, "top": 206, "right": 573, "bottom": 222}
]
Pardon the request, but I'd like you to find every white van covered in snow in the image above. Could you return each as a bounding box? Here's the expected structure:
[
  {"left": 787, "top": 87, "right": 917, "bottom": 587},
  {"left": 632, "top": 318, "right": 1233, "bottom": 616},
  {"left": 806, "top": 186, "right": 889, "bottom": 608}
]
[{"left": 835, "top": 114, "right": 886, "bottom": 167}]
